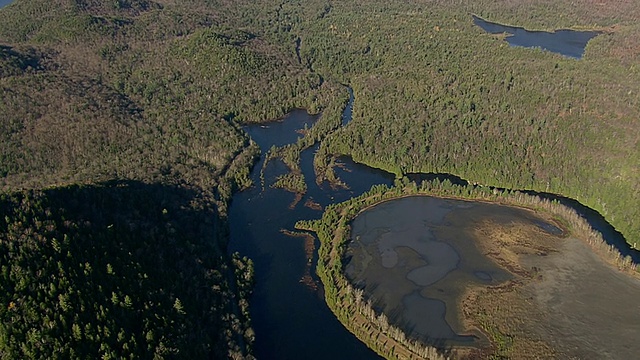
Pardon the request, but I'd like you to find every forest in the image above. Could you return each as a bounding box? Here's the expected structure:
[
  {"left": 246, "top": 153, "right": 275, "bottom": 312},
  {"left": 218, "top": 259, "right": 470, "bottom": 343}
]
[
  {"left": 1, "top": 0, "right": 639, "bottom": 358},
  {"left": 0, "top": 0, "right": 338, "bottom": 358},
  {"left": 0, "top": 182, "right": 256, "bottom": 358}
]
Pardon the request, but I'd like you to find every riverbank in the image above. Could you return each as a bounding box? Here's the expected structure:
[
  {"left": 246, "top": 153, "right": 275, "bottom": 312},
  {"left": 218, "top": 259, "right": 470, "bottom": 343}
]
[{"left": 297, "top": 179, "right": 638, "bottom": 359}]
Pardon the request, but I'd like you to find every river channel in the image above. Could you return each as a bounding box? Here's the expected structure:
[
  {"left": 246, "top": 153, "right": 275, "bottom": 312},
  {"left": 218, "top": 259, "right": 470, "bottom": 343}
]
[
  {"left": 228, "top": 108, "right": 393, "bottom": 359},
  {"left": 228, "top": 84, "right": 639, "bottom": 358}
]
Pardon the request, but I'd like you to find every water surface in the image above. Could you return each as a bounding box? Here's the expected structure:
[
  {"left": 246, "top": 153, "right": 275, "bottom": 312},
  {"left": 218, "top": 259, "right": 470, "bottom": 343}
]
[
  {"left": 0, "top": 0, "right": 13, "bottom": 9},
  {"left": 473, "top": 15, "right": 600, "bottom": 59},
  {"left": 346, "top": 196, "right": 532, "bottom": 346},
  {"left": 229, "top": 110, "right": 393, "bottom": 360},
  {"left": 228, "top": 87, "right": 638, "bottom": 358}
]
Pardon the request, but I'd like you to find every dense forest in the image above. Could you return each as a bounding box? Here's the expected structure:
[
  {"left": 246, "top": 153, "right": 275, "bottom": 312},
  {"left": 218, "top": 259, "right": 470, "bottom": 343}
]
[
  {"left": 299, "top": 1, "right": 640, "bottom": 246},
  {"left": 1, "top": 0, "right": 639, "bottom": 358},
  {"left": 0, "top": 182, "right": 256, "bottom": 358},
  {"left": 0, "top": 0, "right": 339, "bottom": 358}
]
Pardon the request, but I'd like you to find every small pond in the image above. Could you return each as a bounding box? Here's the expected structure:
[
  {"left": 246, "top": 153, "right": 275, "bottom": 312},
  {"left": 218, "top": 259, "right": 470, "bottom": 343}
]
[
  {"left": 0, "top": 0, "right": 14, "bottom": 9},
  {"left": 473, "top": 15, "right": 600, "bottom": 59}
]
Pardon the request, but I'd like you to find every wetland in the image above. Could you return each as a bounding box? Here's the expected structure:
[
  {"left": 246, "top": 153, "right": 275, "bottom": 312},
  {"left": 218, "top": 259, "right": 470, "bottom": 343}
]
[
  {"left": 335, "top": 191, "right": 640, "bottom": 358},
  {"left": 239, "top": 133, "right": 639, "bottom": 359},
  {"left": 345, "top": 196, "right": 544, "bottom": 346},
  {"left": 232, "top": 91, "right": 640, "bottom": 359}
]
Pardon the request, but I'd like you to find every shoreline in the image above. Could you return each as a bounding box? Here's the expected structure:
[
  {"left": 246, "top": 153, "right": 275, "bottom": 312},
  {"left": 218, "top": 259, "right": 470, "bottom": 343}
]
[{"left": 297, "top": 180, "right": 638, "bottom": 359}]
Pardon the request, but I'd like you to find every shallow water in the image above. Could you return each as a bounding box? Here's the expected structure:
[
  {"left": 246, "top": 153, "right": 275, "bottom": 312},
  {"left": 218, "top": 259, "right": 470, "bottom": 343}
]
[
  {"left": 346, "top": 196, "right": 529, "bottom": 345},
  {"left": 229, "top": 88, "right": 638, "bottom": 357},
  {"left": 473, "top": 15, "right": 600, "bottom": 59}
]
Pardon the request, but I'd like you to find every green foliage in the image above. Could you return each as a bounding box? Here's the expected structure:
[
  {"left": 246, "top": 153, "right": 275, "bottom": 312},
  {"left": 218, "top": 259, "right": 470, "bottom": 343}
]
[
  {"left": 0, "top": 182, "right": 254, "bottom": 358},
  {"left": 0, "top": 0, "right": 639, "bottom": 357},
  {"left": 288, "top": 0, "right": 640, "bottom": 245},
  {"left": 0, "top": 1, "right": 337, "bottom": 358}
]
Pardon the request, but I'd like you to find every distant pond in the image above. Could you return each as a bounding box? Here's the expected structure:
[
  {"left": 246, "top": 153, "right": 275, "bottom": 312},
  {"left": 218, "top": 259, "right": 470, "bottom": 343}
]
[
  {"left": 473, "top": 15, "right": 600, "bottom": 59},
  {"left": 0, "top": 0, "right": 14, "bottom": 9}
]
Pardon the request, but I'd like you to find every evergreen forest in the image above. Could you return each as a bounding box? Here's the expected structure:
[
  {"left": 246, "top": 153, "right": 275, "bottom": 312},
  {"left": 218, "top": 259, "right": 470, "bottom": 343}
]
[{"left": 1, "top": 0, "right": 638, "bottom": 358}]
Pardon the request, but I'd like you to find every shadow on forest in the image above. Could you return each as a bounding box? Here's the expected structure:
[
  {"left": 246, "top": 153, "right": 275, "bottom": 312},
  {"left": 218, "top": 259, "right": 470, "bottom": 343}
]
[{"left": 0, "top": 180, "right": 242, "bottom": 358}]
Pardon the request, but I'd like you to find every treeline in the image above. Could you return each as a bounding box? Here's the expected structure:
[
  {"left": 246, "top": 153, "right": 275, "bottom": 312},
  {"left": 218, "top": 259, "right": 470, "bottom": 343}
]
[{"left": 297, "top": 178, "right": 636, "bottom": 359}]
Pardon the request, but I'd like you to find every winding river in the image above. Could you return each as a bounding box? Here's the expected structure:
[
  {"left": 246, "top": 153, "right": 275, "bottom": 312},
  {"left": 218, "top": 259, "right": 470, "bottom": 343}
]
[{"left": 228, "top": 85, "right": 639, "bottom": 358}]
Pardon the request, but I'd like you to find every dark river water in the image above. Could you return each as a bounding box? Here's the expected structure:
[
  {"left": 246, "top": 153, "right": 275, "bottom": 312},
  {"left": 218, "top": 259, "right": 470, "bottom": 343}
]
[
  {"left": 228, "top": 91, "right": 638, "bottom": 358},
  {"left": 473, "top": 15, "right": 600, "bottom": 59},
  {"left": 228, "top": 109, "right": 393, "bottom": 359}
]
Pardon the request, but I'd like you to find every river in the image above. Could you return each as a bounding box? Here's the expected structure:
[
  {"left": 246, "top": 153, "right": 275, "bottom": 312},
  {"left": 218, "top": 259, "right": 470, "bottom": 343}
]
[
  {"left": 228, "top": 108, "right": 393, "bottom": 359},
  {"left": 228, "top": 90, "right": 638, "bottom": 358}
]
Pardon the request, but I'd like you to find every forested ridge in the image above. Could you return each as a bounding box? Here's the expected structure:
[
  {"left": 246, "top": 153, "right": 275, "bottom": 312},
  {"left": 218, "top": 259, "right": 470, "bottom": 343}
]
[
  {"left": 0, "top": 0, "right": 337, "bottom": 358},
  {"left": 0, "top": 183, "right": 256, "bottom": 359},
  {"left": 1, "top": 0, "right": 639, "bottom": 358}
]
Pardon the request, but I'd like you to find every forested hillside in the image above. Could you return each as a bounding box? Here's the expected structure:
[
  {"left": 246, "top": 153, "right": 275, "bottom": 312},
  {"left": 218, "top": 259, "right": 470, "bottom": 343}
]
[
  {"left": 0, "top": 182, "right": 255, "bottom": 358},
  {"left": 1, "top": 0, "right": 639, "bottom": 358},
  {"left": 294, "top": 0, "right": 640, "bottom": 245},
  {"left": 0, "top": 0, "right": 336, "bottom": 358}
]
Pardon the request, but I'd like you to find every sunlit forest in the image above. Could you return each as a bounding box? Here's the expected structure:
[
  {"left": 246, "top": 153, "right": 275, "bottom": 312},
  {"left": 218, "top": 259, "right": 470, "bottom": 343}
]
[{"left": 1, "top": 0, "right": 638, "bottom": 358}]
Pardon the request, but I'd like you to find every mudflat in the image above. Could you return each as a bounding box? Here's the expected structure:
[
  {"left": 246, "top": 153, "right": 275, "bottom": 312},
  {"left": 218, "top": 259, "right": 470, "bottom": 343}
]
[
  {"left": 462, "top": 207, "right": 640, "bottom": 359},
  {"left": 346, "top": 195, "right": 640, "bottom": 358},
  {"left": 482, "top": 235, "right": 640, "bottom": 359}
]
